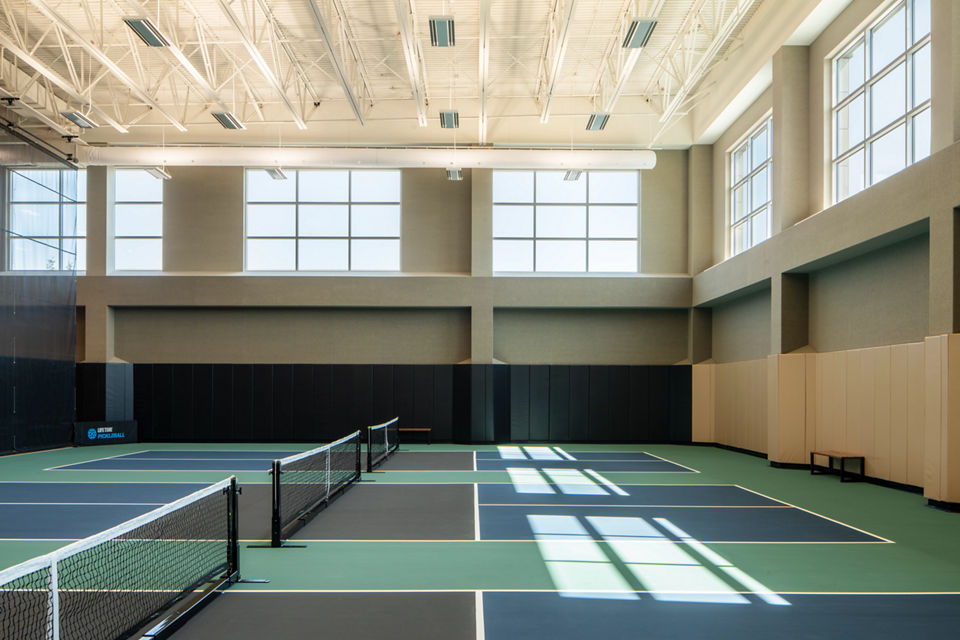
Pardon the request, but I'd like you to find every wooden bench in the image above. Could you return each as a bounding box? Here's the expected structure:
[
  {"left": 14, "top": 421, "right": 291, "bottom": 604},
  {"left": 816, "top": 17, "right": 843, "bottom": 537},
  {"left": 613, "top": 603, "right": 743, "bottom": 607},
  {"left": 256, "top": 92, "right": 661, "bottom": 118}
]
[
  {"left": 810, "top": 450, "right": 865, "bottom": 482},
  {"left": 398, "top": 427, "right": 432, "bottom": 445}
]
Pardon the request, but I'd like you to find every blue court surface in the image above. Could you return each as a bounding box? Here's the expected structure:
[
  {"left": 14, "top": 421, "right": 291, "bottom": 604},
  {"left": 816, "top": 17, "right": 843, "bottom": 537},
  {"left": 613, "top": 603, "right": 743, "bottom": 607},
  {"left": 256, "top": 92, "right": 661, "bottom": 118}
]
[
  {"left": 0, "top": 482, "right": 207, "bottom": 539},
  {"left": 51, "top": 449, "right": 300, "bottom": 471},
  {"left": 477, "top": 459, "right": 693, "bottom": 472},
  {"left": 476, "top": 483, "right": 780, "bottom": 506}
]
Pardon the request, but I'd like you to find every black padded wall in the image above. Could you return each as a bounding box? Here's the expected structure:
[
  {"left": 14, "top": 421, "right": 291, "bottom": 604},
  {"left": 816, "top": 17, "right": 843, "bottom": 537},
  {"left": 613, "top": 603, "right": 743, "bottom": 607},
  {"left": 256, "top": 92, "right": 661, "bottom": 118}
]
[{"left": 130, "top": 363, "right": 691, "bottom": 444}]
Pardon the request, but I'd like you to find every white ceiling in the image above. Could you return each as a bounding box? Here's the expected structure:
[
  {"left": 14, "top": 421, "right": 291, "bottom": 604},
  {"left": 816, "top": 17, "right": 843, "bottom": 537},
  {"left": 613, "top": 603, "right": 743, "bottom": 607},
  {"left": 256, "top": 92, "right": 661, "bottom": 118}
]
[{"left": 0, "top": 0, "right": 836, "bottom": 151}]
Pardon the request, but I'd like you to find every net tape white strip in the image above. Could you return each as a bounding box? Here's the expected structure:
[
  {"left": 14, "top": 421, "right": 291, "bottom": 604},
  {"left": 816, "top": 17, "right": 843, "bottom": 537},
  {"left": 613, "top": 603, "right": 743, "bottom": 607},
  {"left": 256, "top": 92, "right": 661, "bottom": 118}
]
[{"left": 276, "top": 431, "right": 361, "bottom": 469}]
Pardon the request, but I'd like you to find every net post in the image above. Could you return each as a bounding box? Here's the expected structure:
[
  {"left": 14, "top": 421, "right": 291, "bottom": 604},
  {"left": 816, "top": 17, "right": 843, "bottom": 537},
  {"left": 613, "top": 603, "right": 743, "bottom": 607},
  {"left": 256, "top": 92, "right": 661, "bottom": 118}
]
[
  {"left": 228, "top": 476, "right": 241, "bottom": 577},
  {"left": 271, "top": 460, "right": 282, "bottom": 548},
  {"left": 355, "top": 434, "right": 362, "bottom": 481},
  {"left": 366, "top": 426, "right": 373, "bottom": 473},
  {"left": 48, "top": 561, "right": 59, "bottom": 640}
]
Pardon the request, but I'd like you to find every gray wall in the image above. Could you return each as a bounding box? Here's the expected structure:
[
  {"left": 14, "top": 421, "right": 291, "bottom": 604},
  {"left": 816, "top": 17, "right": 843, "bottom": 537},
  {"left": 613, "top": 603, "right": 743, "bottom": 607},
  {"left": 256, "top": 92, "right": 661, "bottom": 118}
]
[
  {"left": 809, "top": 235, "right": 930, "bottom": 351},
  {"left": 711, "top": 287, "right": 771, "bottom": 363}
]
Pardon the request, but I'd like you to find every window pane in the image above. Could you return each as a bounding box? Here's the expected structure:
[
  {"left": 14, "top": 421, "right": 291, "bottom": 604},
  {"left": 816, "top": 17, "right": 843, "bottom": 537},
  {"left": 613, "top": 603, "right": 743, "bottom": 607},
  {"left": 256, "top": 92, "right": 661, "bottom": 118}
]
[
  {"left": 535, "top": 171, "right": 586, "bottom": 203},
  {"left": 912, "top": 44, "right": 930, "bottom": 108},
  {"left": 246, "top": 239, "right": 295, "bottom": 270},
  {"left": 75, "top": 170, "right": 87, "bottom": 203},
  {"left": 536, "top": 206, "right": 586, "bottom": 238},
  {"left": 493, "top": 240, "right": 533, "bottom": 271},
  {"left": 871, "top": 6, "right": 905, "bottom": 75},
  {"left": 871, "top": 123, "right": 906, "bottom": 183},
  {"left": 115, "top": 169, "right": 163, "bottom": 201},
  {"left": 588, "top": 206, "right": 638, "bottom": 238},
  {"left": 299, "top": 170, "right": 349, "bottom": 202},
  {"left": 536, "top": 240, "right": 586, "bottom": 272},
  {"left": 246, "top": 204, "right": 296, "bottom": 237},
  {"left": 61, "top": 170, "right": 78, "bottom": 203},
  {"left": 351, "top": 171, "right": 400, "bottom": 202},
  {"left": 912, "top": 0, "right": 930, "bottom": 43},
  {"left": 298, "top": 239, "right": 348, "bottom": 270},
  {"left": 836, "top": 149, "right": 865, "bottom": 201},
  {"left": 750, "top": 209, "right": 769, "bottom": 247},
  {"left": 836, "top": 94, "right": 865, "bottom": 155},
  {"left": 588, "top": 241, "right": 637, "bottom": 272},
  {"left": 493, "top": 171, "right": 534, "bottom": 202},
  {"left": 588, "top": 172, "right": 638, "bottom": 204},
  {"left": 63, "top": 205, "right": 86, "bottom": 236},
  {"left": 351, "top": 239, "right": 400, "bottom": 271},
  {"left": 913, "top": 108, "right": 931, "bottom": 162},
  {"left": 732, "top": 223, "right": 747, "bottom": 256},
  {"left": 245, "top": 169, "right": 296, "bottom": 202},
  {"left": 9, "top": 238, "right": 59, "bottom": 270},
  {"left": 731, "top": 143, "right": 749, "bottom": 183},
  {"left": 836, "top": 40, "right": 865, "bottom": 102},
  {"left": 732, "top": 184, "right": 749, "bottom": 222},
  {"left": 115, "top": 238, "right": 162, "bottom": 270},
  {"left": 352, "top": 204, "right": 400, "bottom": 237},
  {"left": 62, "top": 238, "right": 86, "bottom": 271},
  {"left": 10, "top": 204, "right": 59, "bottom": 236},
  {"left": 870, "top": 63, "right": 906, "bottom": 134},
  {"left": 300, "top": 205, "right": 348, "bottom": 237},
  {"left": 10, "top": 170, "right": 59, "bottom": 202},
  {"left": 750, "top": 168, "right": 769, "bottom": 212},
  {"left": 493, "top": 205, "right": 534, "bottom": 237},
  {"left": 750, "top": 126, "right": 769, "bottom": 170}
]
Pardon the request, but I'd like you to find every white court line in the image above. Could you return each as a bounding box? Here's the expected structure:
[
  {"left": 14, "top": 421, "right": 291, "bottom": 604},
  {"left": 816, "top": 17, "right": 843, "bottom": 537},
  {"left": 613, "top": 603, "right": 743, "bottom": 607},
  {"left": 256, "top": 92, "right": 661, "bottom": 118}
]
[
  {"left": 734, "top": 485, "right": 894, "bottom": 544},
  {"left": 473, "top": 451, "right": 477, "bottom": 472},
  {"left": 0, "top": 480, "right": 228, "bottom": 484},
  {"left": 44, "top": 449, "right": 150, "bottom": 470},
  {"left": 552, "top": 448, "right": 576, "bottom": 461},
  {"left": 476, "top": 504, "right": 791, "bottom": 509},
  {"left": 583, "top": 469, "right": 630, "bottom": 496},
  {"left": 473, "top": 484, "right": 481, "bottom": 541},
  {"left": 475, "top": 591, "right": 485, "bottom": 640},
  {"left": 0, "top": 501, "right": 165, "bottom": 506},
  {"left": 244, "top": 538, "right": 892, "bottom": 544},
  {"left": 214, "top": 589, "right": 960, "bottom": 595},
  {"left": 637, "top": 451, "right": 701, "bottom": 473}
]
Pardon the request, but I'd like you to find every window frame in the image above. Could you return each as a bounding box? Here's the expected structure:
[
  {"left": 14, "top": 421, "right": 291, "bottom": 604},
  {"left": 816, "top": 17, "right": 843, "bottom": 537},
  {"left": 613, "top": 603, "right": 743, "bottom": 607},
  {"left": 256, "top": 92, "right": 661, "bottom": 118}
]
[
  {"left": 491, "top": 170, "right": 641, "bottom": 274},
  {"left": 243, "top": 169, "right": 401, "bottom": 272},
  {"left": 726, "top": 116, "right": 772, "bottom": 258},
  {"left": 831, "top": 0, "right": 931, "bottom": 203},
  {"left": 5, "top": 167, "right": 86, "bottom": 271},
  {"left": 113, "top": 168, "right": 164, "bottom": 272}
]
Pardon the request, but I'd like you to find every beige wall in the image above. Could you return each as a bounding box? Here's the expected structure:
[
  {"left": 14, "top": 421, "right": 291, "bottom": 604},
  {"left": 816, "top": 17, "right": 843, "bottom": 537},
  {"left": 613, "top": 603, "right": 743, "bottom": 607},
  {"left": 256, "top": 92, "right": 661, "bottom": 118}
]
[
  {"left": 711, "top": 287, "right": 771, "bottom": 363},
  {"left": 699, "top": 358, "right": 768, "bottom": 454},
  {"left": 642, "top": 150, "right": 689, "bottom": 274},
  {"left": 493, "top": 308, "right": 688, "bottom": 365},
  {"left": 113, "top": 307, "right": 471, "bottom": 364},
  {"left": 402, "top": 168, "right": 471, "bottom": 274},
  {"left": 809, "top": 234, "right": 930, "bottom": 351}
]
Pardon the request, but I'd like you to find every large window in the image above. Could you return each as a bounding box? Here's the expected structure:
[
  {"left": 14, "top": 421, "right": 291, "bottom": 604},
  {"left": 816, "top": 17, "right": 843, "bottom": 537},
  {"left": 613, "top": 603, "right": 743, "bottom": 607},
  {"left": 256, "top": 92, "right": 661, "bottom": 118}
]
[
  {"left": 728, "top": 118, "right": 771, "bottom": 256},
  {"left": 114, "top": 169, "right": 163, "bottom": 271},
  {"left": 833, "top": 0, "right": 930, "bottom": 202},
  {"left": 492, "top": 171, "right": 639, "bottom": 273},
  {"left": 245, "top": 169, "right": 401, "bottom": 271},
  {"left": 7, "top": 168, "right": 85, "bottom": 270}
]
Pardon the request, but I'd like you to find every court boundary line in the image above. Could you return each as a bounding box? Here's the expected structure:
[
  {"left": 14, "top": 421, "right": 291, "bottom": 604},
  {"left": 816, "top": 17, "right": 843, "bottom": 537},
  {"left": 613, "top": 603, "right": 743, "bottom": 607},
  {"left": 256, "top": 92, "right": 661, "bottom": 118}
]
[
  {"left": 476, "top": 503, "right": 792, "bottom": 508},
  {"left": 0, "top": 501, "right": 166, "bottom": 506},
  {"left": 43, "top": 449, "right": 150, "bottom": 470},
  {"left": 734, "top": 485, "right": 894, "bottom": 544},
  {"left": 639, "top": 451, "right": 701, "bottom": 473},
  {"left": 217, "top": 589, "right": 960, "bottom": 595},
  {"left": 234, "top": 538, "right": 891, "bottom": 544},
  {"left": 475, "top": 590, "right": 485, "bottom": 640},
  {"left": 473, "top": 484, "right": 480, "bottom": 541}
]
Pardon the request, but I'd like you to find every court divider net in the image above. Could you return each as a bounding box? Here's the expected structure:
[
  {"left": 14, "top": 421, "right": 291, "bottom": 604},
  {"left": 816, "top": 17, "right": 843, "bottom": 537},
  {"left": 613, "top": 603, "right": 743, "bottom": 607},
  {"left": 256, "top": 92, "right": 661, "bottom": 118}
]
[
  {"left": 366, "top": 417, "right": 400, "bottom": 473},
  {"left": 0, "top": 477, "right": 240, "bottom": 640},
  {"left": 270, "top": 431, "right": 362, "bottom": 547}
]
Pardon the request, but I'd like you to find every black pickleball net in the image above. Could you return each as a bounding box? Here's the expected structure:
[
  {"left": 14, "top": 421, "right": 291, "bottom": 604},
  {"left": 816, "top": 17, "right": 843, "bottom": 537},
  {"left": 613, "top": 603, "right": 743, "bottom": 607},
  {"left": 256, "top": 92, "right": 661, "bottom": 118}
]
[
  {"left": 367, "top": 417, "right": 400, "bottom": 472},
  {"left": 271, "top": 431, "right": 362, "bottom": 547},
  {"left": 0, "top": 477, "right": 240, "bottom": 640}
]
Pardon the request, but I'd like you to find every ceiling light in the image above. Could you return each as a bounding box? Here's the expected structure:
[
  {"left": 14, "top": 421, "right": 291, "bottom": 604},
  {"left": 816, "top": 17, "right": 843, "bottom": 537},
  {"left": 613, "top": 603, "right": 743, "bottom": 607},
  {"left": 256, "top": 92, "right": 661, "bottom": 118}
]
[
  {"left": 212, "top": 112, "right": 245, "bottom": 130},
  {"left": 445, "top": 168, "right": 463, "bottom": 181},
  {"left": 123, "top": 18, "right": 171, "bottom": 47},
  {"left": 563, "top": 170, "right": 583, "bottom": 181},
  {"left": 440, "top": 110, "right": 459, "bottom": 129},
  {"left": 586, "top": 112, "right": 610, "bottom": 131},
  {"left": 145, "top": 167, "right": 171, "bottom": 180},
  {"left": 265, "top": 168, "right": 287, "bottom": 180},
  {"left": 61, "top": 111, "right": 98, "bottom": 129},
  {"left": 622, "top": 18, "right": 657, "bottom": 49},
  {"left": 429, "top": 16, "right": 455, "bottom": 46}
]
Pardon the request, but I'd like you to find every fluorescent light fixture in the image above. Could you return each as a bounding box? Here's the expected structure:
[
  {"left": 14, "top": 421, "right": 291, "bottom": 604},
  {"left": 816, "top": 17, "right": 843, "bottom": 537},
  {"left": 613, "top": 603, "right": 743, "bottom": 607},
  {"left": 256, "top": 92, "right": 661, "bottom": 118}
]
[
  {"left": 61, "top": 111, "right": 98, "bottom": 129},
  {"left": 586, "top": 112, "right": 610, "bottom": 131},
  {"left": 563, "top": 170, "right": 583, "bottom": 181},
  {"left": 429, "top": 16, "right": 455, "bottom": 46},
  {"left": 145, "top": 167, "right": 172, "bottom": 180},
  {"left": 265, "top": 168, "right": 287, "bottom": 180},
  {"left": 445, "top": 168, "right": 463, "bottom": 181},
  {"left": 622, "top": 18, "right": 657, "bottom": 49},
  {"left": 212, "top": 112, "right": 245, "bottom": 130},
  {"left": 440, "top": 110, "right": 460, "bottom": 129},
  {"left": 123, "top": 17, "right": 171, "bottom": 47}
]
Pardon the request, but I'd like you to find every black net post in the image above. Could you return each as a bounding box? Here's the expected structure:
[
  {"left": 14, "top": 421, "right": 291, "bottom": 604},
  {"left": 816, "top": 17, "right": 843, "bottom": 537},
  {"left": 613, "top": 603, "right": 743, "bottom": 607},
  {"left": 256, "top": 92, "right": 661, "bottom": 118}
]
[
  {"left": 270, "top": 460, "right": 282, "bottom": 548},
  {"left": 366, "top": 427, "right": 373, "bottom": 473},
  {"left": 227, "top": 477, "right": 241, "bottom": 579},
  {"left": 356, "top": 435, "right": 362, "bottom": 480}
]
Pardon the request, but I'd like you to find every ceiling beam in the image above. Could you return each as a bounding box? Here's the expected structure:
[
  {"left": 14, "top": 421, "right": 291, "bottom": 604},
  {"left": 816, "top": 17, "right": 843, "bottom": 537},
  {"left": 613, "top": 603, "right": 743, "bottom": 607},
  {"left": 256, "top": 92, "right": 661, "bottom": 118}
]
[
  {"left": 537, "top": 0, "right": 577, "bottom": 123},
  {"left": 478, "top": 0, "right": 491, "bottom": 144},
  {"left": 25, "top": 0, "right": 187, "bottom": 131},
  {"left": 303, "top": 0, "right": 369, "bottom": 126},
  {"left": 217, "top": 0, "right": 308, "bottom": 129},
  {"left": 393, "top": 0, "right": 429, "bottom": 127}
]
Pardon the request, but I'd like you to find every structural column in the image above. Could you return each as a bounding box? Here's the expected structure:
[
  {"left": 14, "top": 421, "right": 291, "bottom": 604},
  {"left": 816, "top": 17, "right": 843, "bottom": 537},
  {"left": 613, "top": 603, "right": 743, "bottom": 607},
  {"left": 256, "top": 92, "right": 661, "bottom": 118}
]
[{"left": 771, "top": 46, "right": 810, "bottom": 232}]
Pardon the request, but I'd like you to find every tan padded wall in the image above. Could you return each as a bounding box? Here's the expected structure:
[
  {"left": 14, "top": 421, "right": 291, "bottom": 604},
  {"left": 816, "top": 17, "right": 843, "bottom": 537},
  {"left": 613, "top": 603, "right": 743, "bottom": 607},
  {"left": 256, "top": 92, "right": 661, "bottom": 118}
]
[
  {"left": 713, "top": 358, "right": 768, "bottom": 453},
  {"left": 692, "top": 363, "right": 716, "bottom": 442}
]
